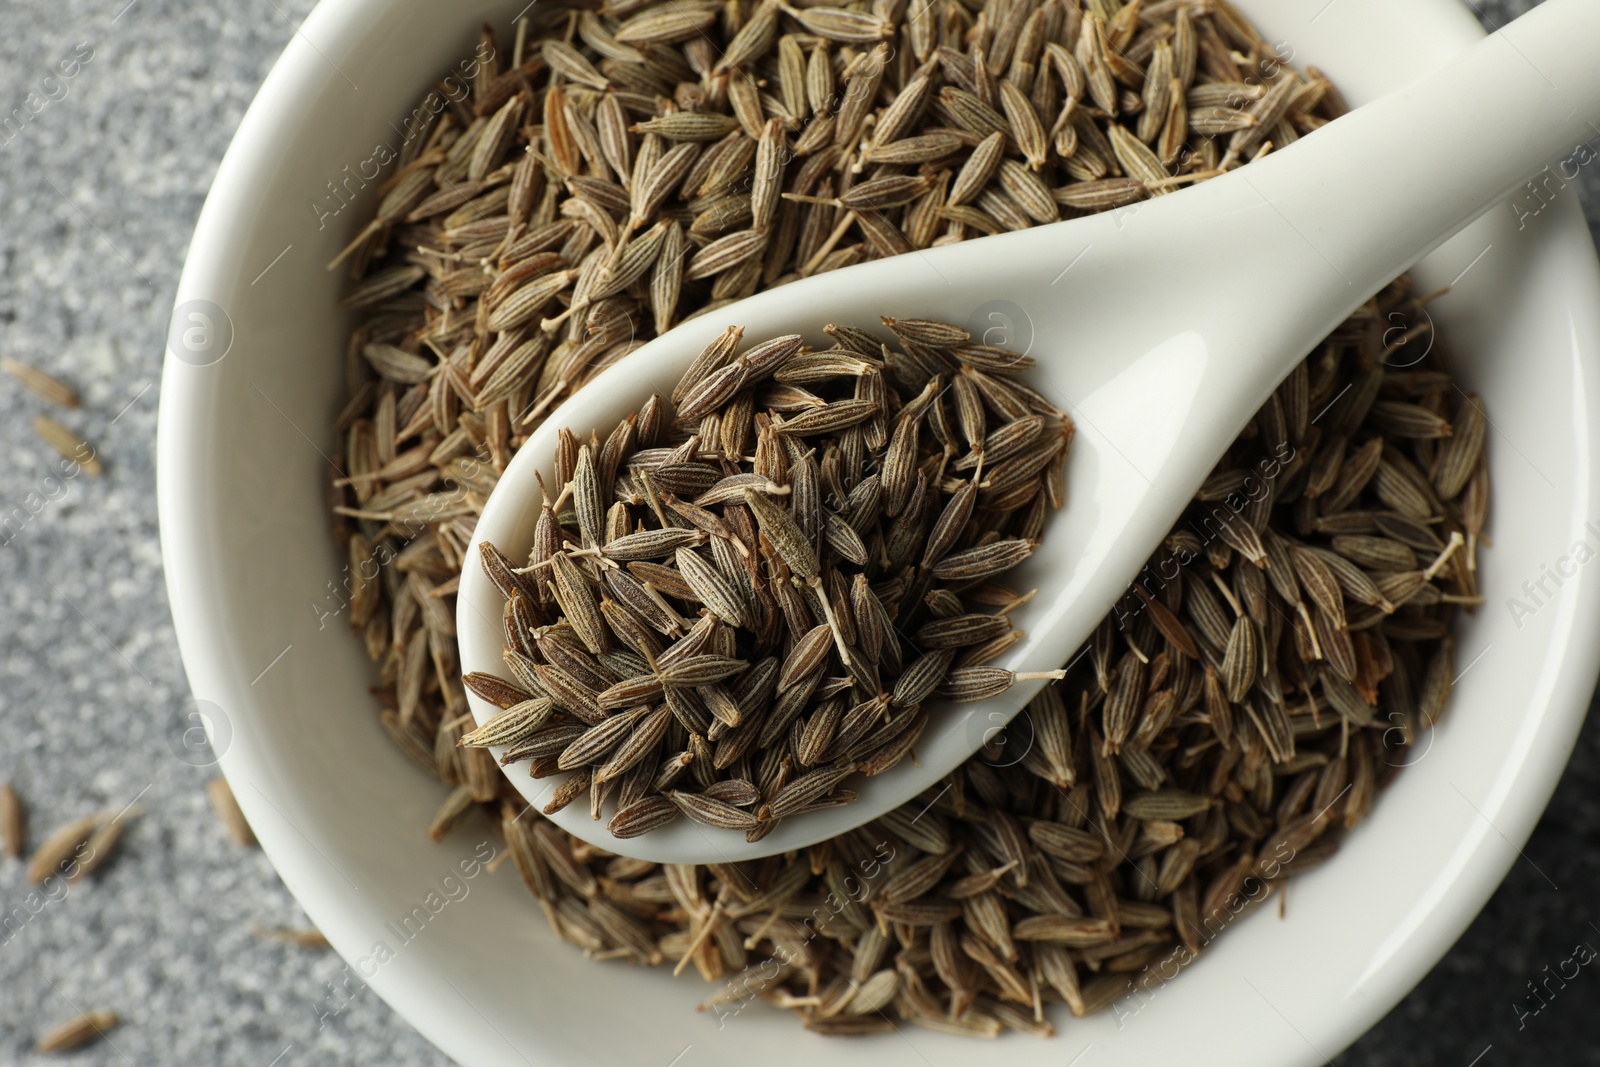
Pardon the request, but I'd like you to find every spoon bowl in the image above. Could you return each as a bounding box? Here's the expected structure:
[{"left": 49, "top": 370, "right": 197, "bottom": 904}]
[{"left": 460, "top": 0, "right": 1600, "bottom": 864}]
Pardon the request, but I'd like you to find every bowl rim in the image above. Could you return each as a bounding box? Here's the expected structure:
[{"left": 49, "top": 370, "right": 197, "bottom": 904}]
[{"left": 157, "top": 0, "right": 1600, "bottom": 1063}]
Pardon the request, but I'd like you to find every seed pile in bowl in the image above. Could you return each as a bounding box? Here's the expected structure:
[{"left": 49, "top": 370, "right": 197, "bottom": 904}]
[
  {"left": 464, "top": 318, "right": 1072, "bottom": 840},
  {"left": 327, "top": 0, "right": 1487, "bottom": 1038}
]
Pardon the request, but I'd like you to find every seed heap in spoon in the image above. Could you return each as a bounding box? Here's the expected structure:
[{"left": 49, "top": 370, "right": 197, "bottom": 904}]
[{"left": 464, "top": 316, "right": 1072, "bottom": 839}]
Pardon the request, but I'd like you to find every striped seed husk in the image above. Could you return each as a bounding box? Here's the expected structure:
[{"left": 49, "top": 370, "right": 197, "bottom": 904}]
[
  {"left": 35, "top": 1012, "right": 119, "bottom": 1053},
  {"left": 32, "top": 415, "right": 101, "bottom": 475},
  {"left": 0, "top": 782, "right": 23, "bottom": 858},
  {"left": 3, "top": 358, "right": 80, "bottom": 407},
  {"left": 207, "top": 777, "right": 258, "bottom": 848}
]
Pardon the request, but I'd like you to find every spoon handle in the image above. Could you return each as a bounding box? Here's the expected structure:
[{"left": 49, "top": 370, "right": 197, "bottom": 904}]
[{"left": 1232, "top": 0, "right": 1600, "bottom": 295}]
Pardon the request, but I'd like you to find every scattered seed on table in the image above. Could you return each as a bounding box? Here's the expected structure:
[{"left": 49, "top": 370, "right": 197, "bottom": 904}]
[
  {"left": 3, "top": 357, "right": 80, "bottom": 408},
  {"left": 36, "top": 1011, "right": 119, "bottom": 1053},
  {"left": 208, "top": 777, "right": 258, "bottom": 848}
]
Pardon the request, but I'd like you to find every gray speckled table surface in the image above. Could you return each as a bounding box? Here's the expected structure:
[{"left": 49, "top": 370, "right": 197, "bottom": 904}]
[{"left": 0, "top": 1, "right": 1596, "bottom": 1064}]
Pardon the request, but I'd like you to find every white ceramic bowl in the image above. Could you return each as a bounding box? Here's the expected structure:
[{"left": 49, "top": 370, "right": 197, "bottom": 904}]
[{"left": 158, "top": 1, "right": 1600, "bottom": 1063}]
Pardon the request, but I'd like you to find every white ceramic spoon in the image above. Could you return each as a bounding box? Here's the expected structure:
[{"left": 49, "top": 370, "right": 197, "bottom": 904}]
[{"left": 459, "top": 0, "right": 1600, "bottom": 864}]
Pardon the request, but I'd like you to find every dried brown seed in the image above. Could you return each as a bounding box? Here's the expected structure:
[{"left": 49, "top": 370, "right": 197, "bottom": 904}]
[
  {"left": 609, "top": 796, "right": 679, "bottom": 838},
  {"left": 3, "top": 358, "right": 79, "bottom": 407},
  {"left": 27, "top": 812, "right": 102, "bottom": 885},
  {"left": 667, "top": 790, "right": 762, "bottom": 830},
  {"left": 208, "top": 777, "right": 257, "bottom": 848},
  {"left": 931, "top": 539, "right": 1035, "bottom": 581},
  {"left": 0, "top": 782, "right": 23, "bottom": 858},
  {"left": 32, "top": 415, "right": 100, "bottom": 475},
  {"left": 36, "top": 1012, "right": 120, "bottom": 1053},
  {"left": 253, "top": 926, "right": 332, "bottom": 949},
  {"left": 459, "top": 698, "right": 556, "bottom": 748},
  {"left": 675, "top": 547, "right": 748, "bottom": 626}
]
